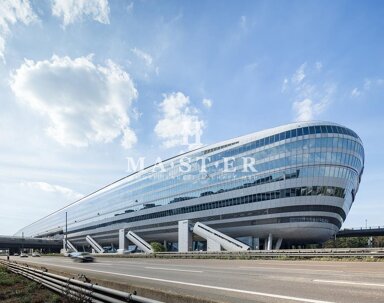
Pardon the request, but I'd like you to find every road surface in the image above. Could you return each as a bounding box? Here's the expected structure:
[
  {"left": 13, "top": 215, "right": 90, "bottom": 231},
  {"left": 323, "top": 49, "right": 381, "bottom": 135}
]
[{"left": 1, "top": 256, "right": 384, "bottom": 303}]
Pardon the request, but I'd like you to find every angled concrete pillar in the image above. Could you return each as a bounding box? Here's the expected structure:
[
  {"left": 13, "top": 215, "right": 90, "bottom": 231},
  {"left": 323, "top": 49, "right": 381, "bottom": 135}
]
[
  {"left": 62, "top": 239, "right": 78, "bottom": 252},
  {"left": 207, "top": 238, "right": 221, "bottom": 252},
  {"left": 126, "top": 231, "right": 153, "bottom": 253},
  {"left": 266, "top": 233, "right": 273, "bottom": 251},
  {"left": 193, "top": 222, "right": 250, "bottom": 251},
  {"left": 86, "top": 235, "right": 104, "bottom": 253},
  {"left": 117, "top": 229, "right": 127, "bottom": 254},
  {"left": 275, "top": 238, "right": 283, "bottom": 250},
  {"left": 178, "top": 220, "right": 192, "bottom": 252}
]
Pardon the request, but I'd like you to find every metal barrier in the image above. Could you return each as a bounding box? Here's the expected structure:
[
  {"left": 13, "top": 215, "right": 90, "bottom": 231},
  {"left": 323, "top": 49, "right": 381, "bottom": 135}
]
[
  {"left": 97, "top": 248, "right": 384, "bottom": 258},
  {"left": 0, "top": 260, "right": 163, "bottom": 303}
]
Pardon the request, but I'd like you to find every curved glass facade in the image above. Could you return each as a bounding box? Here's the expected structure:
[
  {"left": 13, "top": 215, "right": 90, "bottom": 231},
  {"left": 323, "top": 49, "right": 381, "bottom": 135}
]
[{"left": 15, "top": 121, "right": 364, "bottom": 245}]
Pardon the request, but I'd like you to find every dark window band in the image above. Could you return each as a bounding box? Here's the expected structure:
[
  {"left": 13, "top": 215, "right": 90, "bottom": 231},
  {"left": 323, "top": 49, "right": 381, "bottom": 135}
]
[
  {"left": 205, "top": 124, "right": 361, "bottom": 160},
  {"left": 69, "top": 185, "right": 346, "bottom": 234}
]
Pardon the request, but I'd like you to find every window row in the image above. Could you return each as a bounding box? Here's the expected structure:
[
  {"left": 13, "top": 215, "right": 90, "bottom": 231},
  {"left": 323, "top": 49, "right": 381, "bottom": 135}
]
[{"left": 93, "top": 185, "right": 346, "bottom": 227}]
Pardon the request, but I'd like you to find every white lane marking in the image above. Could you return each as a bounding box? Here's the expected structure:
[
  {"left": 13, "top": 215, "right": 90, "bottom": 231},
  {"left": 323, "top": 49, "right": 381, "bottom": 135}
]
[
  {"left": 253, "top": 262, "right": 344, "bottom": 267},
  {"left": 19, "top": 261, "right": 335, "bottom": 303},
  {"left": 314, "top": 279, "right": 384, "bottom": 288},
  {"left": 145, "top": 266, "right": 203, "bottom": 273},
  {"left": 96, "top": 263, "right": 113, "bottom": 266},
  {"left": 239, "top": 267, "right": 343, "bottom": 273}
]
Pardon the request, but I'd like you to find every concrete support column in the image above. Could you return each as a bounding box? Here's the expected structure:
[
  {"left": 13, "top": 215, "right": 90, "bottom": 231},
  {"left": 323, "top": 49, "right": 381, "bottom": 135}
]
[
  {"left": 275, "top": 238, "right": 283, "bottom": 250},
  {"left": 266, "top": 233, "right": 273, "bottom": 251},
  {"left": 117, "top": 229, "right": 127, "bottom": 254},
  {"left": 178, "top": 220, "right": 192, "bottom": 252},
  {"left": 207, "top": 238, "right": 221, "bottom": 252},
  {"left": 253, "top": 237, "right": 260, "bottom": 250}
]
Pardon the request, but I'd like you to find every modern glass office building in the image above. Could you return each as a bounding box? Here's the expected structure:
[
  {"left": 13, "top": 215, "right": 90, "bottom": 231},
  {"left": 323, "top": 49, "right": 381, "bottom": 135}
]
[{"left": 15, "top": 121, "right": 364, "bottom": 249}]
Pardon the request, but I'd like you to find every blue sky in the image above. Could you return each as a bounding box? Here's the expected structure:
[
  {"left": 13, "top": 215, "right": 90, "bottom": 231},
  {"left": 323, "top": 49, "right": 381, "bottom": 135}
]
[{"left": 0, "top": 0, "right": 383, "bottom": 235}]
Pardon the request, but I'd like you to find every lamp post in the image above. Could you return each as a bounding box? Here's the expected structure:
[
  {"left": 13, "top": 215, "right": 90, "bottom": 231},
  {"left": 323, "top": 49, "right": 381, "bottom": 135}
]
[{"left": 65, "top": 212, "right": 68, "bottom": 251}]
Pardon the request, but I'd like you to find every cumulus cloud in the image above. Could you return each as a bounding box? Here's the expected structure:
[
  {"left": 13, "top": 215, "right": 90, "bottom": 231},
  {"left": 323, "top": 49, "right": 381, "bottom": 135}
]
[
  {"left": 11, "top": 54, "right": 138, "bottom": 149},
  {"left": 154, "top": 92, "right": 204, "bottom": 149},
  {"left": 202, "top": 98, "right": 213, "bottom": 109},
  {"left": 0, "top": 0, "right": 38, "bottom": 61},
  {"left": 21, "top": 181, "right": 83, "bottom": 200},
  {"left": 52, "top": 0, "right": 110, "bottom": 26},
  {"left": 283, "top": 62, "right": 335, "bottom": 122}
]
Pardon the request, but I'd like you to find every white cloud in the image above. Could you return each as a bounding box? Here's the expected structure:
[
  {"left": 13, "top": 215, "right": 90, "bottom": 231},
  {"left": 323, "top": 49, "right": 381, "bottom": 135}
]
[
  {"left": 281, "top": 78, "right": 288, "bottom": 92},
  {"left": 239, "top": 15, "right": 247, "bottom": 32},
  {"left": 126, "top": 2, "right": 134, "bottom": 13},
  {"left": 131, "top": 48, "right": 153, "bottom": 67},
  {"left": 11, "top": 54, "right": 138, "bottom": 149},
  {"left": 291, "top": 63, "right": 306, "bottom": 84},
  {"left": 21, "top": 181, "right": 83, "bottom": 200},
  {"left": 154, "top": 92, "right": 205, "bottom": 149},
  {"left": 363, "top": 79, "right": 371, "bottom": 90},
  {"left": 350, "top": 78, "right": 384, "bottom": 98},
  {"left": 202, "top": 98, "right": 212, "bottom": 109},
  {"left": 293, "top": 98, "right": 313, "bottom": 121},
  {"left": 283, "top": 62, "right": 335, "bottom": 122},
  {"left": 351, "top": 87, "right": 361, "bottom": 97},
  {"left": 0, "top": 0, "right": 38, "bottom": 61},
  {"left": 315, "top": 61, "right": 322, "bottom": 71},
  {"left": 52, "top": 0, "right": 110, "bottom": 27}
]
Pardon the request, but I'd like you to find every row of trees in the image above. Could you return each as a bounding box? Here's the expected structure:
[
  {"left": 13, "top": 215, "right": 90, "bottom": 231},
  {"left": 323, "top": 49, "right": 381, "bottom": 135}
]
[{"left": 322, "top": 236, "right": 384, "bottom": 248}]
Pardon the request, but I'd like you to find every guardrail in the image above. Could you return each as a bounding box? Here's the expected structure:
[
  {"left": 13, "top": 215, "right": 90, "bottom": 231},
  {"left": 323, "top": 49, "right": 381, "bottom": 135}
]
[
  {"left": 340, "top": 225, "right": 384, "bottom": 230},
  {"left": 95, "top": 248, "right": 384, "bottom": 259},
  {"left": 0, "top": 260, "right": 163, "bottom": 303}
]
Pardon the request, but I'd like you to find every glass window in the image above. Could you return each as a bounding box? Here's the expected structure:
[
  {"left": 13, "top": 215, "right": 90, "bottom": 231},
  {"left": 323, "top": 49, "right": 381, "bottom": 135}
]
[
  {"left": 315, "top": 126, "right": 322, "bottom": 133},
  {"left": 309, "top": 126, "right": 316, "bottom": 134},
  {"left": 274, "top": 134, "right": 279, "bottom": 143},
  {"left": 297, "top": 128, "right": 303, "bottom": 136}
]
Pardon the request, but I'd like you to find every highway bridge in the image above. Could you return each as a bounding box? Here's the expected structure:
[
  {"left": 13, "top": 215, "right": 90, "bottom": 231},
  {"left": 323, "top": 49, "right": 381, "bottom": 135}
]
[
  {"left": 0, "top": 235, "right": 62, "bottom": 252},
  {"left": 337, "top": 226, "right": 384, "bottom": 237}
]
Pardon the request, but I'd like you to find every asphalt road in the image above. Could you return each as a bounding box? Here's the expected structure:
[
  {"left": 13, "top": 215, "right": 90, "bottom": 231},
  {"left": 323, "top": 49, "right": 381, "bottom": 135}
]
[{"left": 1, "top": 256, "right": 384, "bottom": 303}]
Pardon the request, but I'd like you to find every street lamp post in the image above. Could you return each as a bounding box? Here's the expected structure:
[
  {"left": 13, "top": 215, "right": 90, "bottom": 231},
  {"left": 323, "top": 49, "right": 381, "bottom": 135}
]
[{"left": 65, "top": 212, "right": 68, "bottom": 252}]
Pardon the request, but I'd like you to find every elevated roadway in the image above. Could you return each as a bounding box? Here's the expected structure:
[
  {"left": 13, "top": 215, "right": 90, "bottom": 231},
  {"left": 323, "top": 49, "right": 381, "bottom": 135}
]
[
  {"left": 0, "top": 235, "right": 62, "bottom": 250},
  {"left": 337, "top": 226, "right": 384, "bottom": 237}
]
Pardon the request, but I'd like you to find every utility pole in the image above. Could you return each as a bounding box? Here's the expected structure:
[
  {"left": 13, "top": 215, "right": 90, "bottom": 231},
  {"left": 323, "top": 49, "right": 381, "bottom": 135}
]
[{"left": 65, "top": 212, "right": 68, "bottom": 252}]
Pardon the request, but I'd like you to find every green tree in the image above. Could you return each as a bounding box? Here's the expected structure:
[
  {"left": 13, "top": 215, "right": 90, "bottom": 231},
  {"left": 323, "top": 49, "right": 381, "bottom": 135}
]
[{"left": 150, "top": 242, "right": 166, "bottom": 252}]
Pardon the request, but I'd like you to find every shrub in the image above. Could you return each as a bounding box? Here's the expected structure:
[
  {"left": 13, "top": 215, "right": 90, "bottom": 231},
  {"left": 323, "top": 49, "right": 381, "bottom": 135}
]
[{"left": 150, "top": 242, "right": 166, "bottom": 252}]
